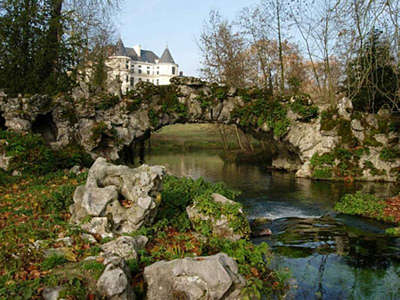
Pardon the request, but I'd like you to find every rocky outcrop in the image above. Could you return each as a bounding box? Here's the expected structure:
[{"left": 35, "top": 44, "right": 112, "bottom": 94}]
[
  {"left": 0, "top": 78, "right": 399, "bottom": 182},
  {"left": 70, "top": 157, "right": 165, "bottom": 237},
  {"left": 186, "top": 193, "right": 250, "bottom": 241},
  {"left": 144, "top": 253, "right": 245, "bottom": 300}
]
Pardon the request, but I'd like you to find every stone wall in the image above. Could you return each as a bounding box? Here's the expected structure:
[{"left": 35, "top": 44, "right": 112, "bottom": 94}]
[{"left": 0, "top": 77, "right": 399, "bottom": 182}]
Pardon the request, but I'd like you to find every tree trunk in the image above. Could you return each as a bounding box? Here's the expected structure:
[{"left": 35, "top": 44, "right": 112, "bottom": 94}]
[
  {"left": 48, "top": 0, "right": 63, "bottom": 73},
  {"left": 277, "top": 1, "right": 285, "bottom": 93}
]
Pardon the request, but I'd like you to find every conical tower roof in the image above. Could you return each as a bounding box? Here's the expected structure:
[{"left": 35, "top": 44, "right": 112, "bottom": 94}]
[
  {"left": 115, "top": 38, "right": 127, "bottom": 56},
  {"left": 159, "top": 47, "right": 175, "bottom": 64}
]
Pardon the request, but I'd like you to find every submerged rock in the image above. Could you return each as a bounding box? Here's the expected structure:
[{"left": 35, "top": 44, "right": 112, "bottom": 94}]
[
  {"left": 144, "top": 253, "right": 245, "bottom": 300},
  {"left": 70, "top": 157, "right": 165, "bottom": 237}
]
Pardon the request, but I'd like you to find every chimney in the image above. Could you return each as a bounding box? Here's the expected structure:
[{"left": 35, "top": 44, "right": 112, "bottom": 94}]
[{"left": 133, "top": 45, "right": 141, "bottom": 57}]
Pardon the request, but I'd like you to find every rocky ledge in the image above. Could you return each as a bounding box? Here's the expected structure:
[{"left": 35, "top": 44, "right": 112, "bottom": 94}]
[{"left": 0, "top": 77, "right": 398, "bottom": 182}]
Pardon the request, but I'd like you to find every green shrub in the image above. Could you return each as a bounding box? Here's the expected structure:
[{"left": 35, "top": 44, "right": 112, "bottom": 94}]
[
  {"left": 289, "top": 96, "right": 319, "bottom": 122},
  {"left": 310, "top": 153, "right": 335, "bottom": 168},
  {"left": 380, "top": 147, "right": 400, "bottom": 162},
  {"left": 320, "top": 108, "right": 338, "bottom": 131},
  {"left": 231, "top": 97, "right": 290, "bottom": 139},
  {"left": 95, "top": 94, "right": 120, "bottom": 110},
  {"left": 157, "top": 175, "right": 239, "bottom": 229},
  {"left": 334, "top": 191, "right": 386, "bottom": 220},
  {"left": 385, "top": 227, "right": 400, "bottom": 236},
  {"left": 0, "top": 130, "right": 92, "bottom": 175},
  {"left": 312, "top": 168, "right": 332, "bottom": 179},
  {"left": 148, "top": 108, "right": 159, "bottom": 128},
  {"left": 41, "top": 254, "right": 67, "bottom": 271}
]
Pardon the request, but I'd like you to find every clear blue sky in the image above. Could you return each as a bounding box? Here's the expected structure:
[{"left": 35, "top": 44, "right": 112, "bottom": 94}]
[{"left": 117, "top": 0, "right": 258, "bottom": 76}]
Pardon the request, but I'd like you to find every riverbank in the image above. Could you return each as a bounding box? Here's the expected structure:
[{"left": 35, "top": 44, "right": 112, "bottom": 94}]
[
  {"left": 335, "top": 191, "right": 400, "bottom": 235},
  {"left": 0, "top": 132, "right": 288, "bottom": 299}
]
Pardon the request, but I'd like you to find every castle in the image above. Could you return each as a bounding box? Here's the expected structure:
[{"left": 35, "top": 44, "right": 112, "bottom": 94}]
[{"left": 107, "top": 39, "right": 179, "bottom": 94}]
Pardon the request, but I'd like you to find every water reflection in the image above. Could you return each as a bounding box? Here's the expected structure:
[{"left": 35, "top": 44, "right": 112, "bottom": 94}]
[{"left": 142, "top": 150, "right": 400, "bottom": 299}]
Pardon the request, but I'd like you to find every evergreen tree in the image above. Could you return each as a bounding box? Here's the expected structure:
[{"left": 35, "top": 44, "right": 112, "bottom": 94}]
[{"left": 0, "top": 0, "right": 79, "bottom": 94}]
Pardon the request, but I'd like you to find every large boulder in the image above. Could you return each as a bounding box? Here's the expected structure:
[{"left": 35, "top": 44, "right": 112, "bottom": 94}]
[
  {"left": 70, "top": 158, "right": 165, "bottom": 237},
  {"left": 144, "top": 253, "right": 245, "bottom": 300},
  {"left": 186, "top": 193, "right": 250, "bottom": 241}
]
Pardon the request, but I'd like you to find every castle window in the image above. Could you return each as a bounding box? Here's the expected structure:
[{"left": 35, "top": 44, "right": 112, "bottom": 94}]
[
  {"left": 130, "top": 78, "right": 134, "bottom": 86},
  {"left": 138, "top": 69, "right": 142, "bottom": 74},
  {"left": 172, "top": 67, "right": 176, "bottom": 75},
  {"left": 157, "top": 71, "right": 159, "bottom": 75},
  {"left": 146, "top": 79, "right": 149, "bottom": 82},
  {"left": 139, "top": 78, "right": 142, "bottom": 81},
  {"left": 147, "top": 70, "right": 150, "bottom": 75},
  {"left": 157, "top": 79, "right": 159, "bottom": 85},
  {"left": 126, "top": 75, "right": 129, "bottom": 82}
]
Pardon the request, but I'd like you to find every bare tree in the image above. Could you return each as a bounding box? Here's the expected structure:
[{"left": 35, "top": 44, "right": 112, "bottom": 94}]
[{"left": 198, "top": 10, "right": 248, "bottom": 87}]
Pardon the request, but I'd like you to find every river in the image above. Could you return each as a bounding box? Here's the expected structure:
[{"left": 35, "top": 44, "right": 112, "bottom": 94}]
[{"left": 140, "top": 149, "right": 400, "bottom": 299}]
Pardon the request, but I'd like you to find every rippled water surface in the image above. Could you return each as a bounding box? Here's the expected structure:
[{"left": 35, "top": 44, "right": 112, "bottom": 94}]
[{"left": 142, "top": 150, "right": 400, "bottom": 299}]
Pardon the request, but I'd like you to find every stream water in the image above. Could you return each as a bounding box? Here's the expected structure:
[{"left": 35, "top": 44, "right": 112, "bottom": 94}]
[{"left": 141, "top": 149, "right": 400, "bottom": 299}]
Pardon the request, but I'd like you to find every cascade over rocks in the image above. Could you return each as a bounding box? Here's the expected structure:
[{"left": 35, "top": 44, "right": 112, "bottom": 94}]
[
  {"left": 144, "top": 253, "right": 245, "bottom": 300},
  {"left": 70, "top": 157, "right": 165, "bottom": 237},
  {"left": 0, "top": 77, "right": 399, "bottom": 182}
]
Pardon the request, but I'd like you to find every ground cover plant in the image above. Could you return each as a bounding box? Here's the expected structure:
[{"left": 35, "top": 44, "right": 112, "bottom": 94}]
[
  {"left": 335, "top": 191, "right": 400, "bottom": 235},
  {"left": 0, "top": 133, "right": 289, "bottom": 299}
]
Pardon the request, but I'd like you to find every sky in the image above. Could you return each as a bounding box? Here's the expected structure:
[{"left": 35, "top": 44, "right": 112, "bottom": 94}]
[{"left": 117, "top": 0, "right": 258, "bottom": 77}]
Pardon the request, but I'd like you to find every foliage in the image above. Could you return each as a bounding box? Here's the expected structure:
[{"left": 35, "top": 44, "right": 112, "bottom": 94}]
[
  {"left": 334, "top": 191, "right": 386, "bottom": 220},
  {"left": 320, "top": 108, "right": 338, "bottom": 131},
  {"left": 94, "top": 94, "right": 120, "bottom": 111},
  {"left": 344, "top": 30, "right": 399, "bottom": 113},
  {"left": 0, "top": 0, "right": 81, "bottom": 95},
  {"left": 41, "top": 255, "right": 68, "bottom": 271},
  {"left": 148, "top": 108, "right": 158, "bottom": 128},
  {"left": 288, "top": 95, "right": 319, "bottom": 122},
  {"left": 205, "top": 238, "right": 288, "bottom": 298},
  {"left": 312, "top": 168, "right": 332, "bottom": 179},
  {"left": 0, "top": 130, "right": 92, "bottom": 175},
  {"left": 310, "top": 146, "right": 372, "bottom": 180},
  {"left": 385, "top": 227, "right": 400, "bottom": 236},
  {"left": 231, "top": 94, "right": 290, "bottom": 139},
  {"left": 0, "top": 171, "right": 93, "bottom": 298},
  {"left": 157, "top": 175, "right": 239, "bottom": 229},
  {"left": 380, "top": 147, "right": 400, "bottom": 162}
]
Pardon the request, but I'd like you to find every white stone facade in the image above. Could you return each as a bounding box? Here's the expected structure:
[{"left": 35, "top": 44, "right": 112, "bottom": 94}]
[{"left": 107, "top": 40, "right": 179, "bottom": 94}]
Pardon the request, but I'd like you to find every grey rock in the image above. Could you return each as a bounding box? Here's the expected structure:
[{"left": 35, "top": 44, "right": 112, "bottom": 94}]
[
  {"left": 101, "top": 235, "right": 148, "bottom": 260},
  {"left": 0, "top": 152, "right": 11, "bottom": 171},
  {"left": 43, "top": 286, "right": 64, "bottom": 300},
  {"left": 81, "top": 217, "right": 113, "bottom": 239},
  {"left": 144, "top": 253, "right": 245, "bottom": 300},
  {"left": 337, "top": 97, "right": 353, "bottom": 120},
  {"left": 351, "top": 119, "right": 364, "bottom": 131},
  {"left": 70, "top": 158, "right": 165, "bottom": 236},
  {"left": 97, "top": 261, "right": 135, "bottom": 300},
  {"left": 69, "top": 165, "right": 81, "bottom": 175}
]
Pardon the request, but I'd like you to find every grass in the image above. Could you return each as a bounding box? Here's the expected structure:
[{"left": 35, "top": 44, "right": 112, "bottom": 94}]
[
  {"left": 0, "top": 166, "right": 289, "bottom": 299},
  {"left": 0, "top": 171, "right": 97, "bottom": 299},
  {"left": 151, "top": 124, "right": 259, "bottom": 151}
]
